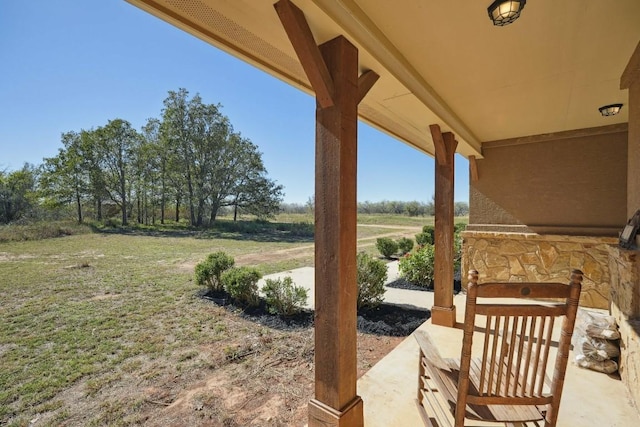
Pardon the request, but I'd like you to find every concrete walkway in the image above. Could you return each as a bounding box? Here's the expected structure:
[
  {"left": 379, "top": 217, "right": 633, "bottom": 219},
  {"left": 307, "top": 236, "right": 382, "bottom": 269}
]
[{"left": 258, "top": 260, "right": 435, "bottom": 310}]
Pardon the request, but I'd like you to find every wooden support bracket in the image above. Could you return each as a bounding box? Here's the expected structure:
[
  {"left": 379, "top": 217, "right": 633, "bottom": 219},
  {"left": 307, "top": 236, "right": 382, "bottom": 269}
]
[
  {"left": 274, "top": 0, "right": 335, "bottom": 108},
  {"left": 429, "top": 124, "right": 447, "bottom": 165},
  {"left": 469, "top": 155, "right": 479, "bottom": 181},
  {"left": 357, "top": 70, "right": 379, "bottom": 104},
  {"left": 442, "top": 132, "right": 458, "bottom": 159}
]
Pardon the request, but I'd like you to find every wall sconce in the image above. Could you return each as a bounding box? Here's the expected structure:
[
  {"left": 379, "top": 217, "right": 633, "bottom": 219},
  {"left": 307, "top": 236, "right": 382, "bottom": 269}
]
[
  {"left": 488, "top": 0, "right": 527, "bottom": 26},
  {"left": 598, "top": 104, "right": 623, "bottom": 117}
]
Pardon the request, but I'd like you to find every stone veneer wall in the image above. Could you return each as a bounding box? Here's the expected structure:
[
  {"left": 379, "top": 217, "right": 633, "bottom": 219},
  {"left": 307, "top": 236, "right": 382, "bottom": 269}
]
[
  {"left": 461, "top": 231, "right": 618, "bottom": 310},
  {"left": 607, "top": 246, "right": 640, "bottom": 413}
]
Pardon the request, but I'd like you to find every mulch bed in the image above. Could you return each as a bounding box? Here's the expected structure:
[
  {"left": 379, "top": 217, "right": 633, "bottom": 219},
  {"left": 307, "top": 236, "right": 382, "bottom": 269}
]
[
  {"left": 385, "top": 271, "right": 463, "bottom": 294},
  {"left": 200, "top": 289, "right": 429, "bottom": 337}
]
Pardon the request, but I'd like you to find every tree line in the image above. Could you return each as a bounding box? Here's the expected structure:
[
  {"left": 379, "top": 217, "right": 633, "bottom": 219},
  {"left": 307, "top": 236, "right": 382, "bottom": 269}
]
[
  {"left": 2, "top": 88, "right": 469, "bottom": 226},
  {"left": 1, "top": 89, "right": 284, "bottom": 226},
  {"left": 280, "top": 199, "right": 469, "bottom": 217}
]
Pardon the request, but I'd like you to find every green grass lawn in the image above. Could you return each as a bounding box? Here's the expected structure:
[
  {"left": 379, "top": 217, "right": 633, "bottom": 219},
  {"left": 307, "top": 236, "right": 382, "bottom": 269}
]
[
  {"left": 0, "top": 228, "right": 316, "bottom": 425},
  {"left": 0, "top": 215, "right": 466, "bottom": 425},
  {"left": 238, "top": 212, "right": 468, "bottom": 228}
]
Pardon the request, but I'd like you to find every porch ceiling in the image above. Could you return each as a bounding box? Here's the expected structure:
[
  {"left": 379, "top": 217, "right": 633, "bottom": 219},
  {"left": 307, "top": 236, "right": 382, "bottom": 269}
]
[{"left": 125, "top": 0, "right": 640, "bottom": 159}]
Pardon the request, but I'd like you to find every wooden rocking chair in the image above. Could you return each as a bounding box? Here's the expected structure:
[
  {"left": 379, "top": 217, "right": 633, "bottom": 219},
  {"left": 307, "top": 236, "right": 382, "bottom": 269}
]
[{"left": 415, "top": 269, "right": 583, "bottom": 427}]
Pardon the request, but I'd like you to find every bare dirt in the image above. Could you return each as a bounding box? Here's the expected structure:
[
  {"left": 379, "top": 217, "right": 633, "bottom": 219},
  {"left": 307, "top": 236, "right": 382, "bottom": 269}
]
[
  {"left": 139, "top": 327, "right": 404, "bottom": 427},
  {"left": 144, "top": 294, "right": 426, "bottom": 427}
]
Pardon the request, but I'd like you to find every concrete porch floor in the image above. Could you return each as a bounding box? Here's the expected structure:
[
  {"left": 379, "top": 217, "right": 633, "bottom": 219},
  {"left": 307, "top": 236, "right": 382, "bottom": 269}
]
[{"left": 358, "top": 293, "right": 640, "bottom": 427}]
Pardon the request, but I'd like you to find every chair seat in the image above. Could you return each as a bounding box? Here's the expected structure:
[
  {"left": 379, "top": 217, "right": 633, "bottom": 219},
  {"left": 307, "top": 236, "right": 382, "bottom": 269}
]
[{"left": 425, "top": 356, "right": 546, "bottom": 422}]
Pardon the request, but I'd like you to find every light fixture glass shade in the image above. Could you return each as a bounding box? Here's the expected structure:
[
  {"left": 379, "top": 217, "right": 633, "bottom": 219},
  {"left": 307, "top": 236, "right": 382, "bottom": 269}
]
[
  {"left": 488, "top": 0, "right": 527, "bottom": 26},
  {"left": 598, "top": 104, "right": 623, "bottom": 117}
]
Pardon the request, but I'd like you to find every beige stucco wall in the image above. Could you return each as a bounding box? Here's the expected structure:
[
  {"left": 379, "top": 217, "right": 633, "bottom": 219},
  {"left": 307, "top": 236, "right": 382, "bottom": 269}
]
[{"left": 469, "top": 128, "right": 628, "bottom": 236}]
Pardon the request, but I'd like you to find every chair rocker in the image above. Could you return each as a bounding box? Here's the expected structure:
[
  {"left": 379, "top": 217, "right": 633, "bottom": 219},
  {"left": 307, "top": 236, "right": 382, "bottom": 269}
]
[{"left": 415, "top": 269, "right": 583, "bottom": 427}]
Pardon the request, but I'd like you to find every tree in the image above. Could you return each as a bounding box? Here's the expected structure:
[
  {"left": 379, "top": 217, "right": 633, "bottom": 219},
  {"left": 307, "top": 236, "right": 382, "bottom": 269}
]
[
  {"left": 73, "top": 130, "right": 104, "bottom": 220},
  {"left": 35, "top": 89, "right": 285, "bottom": 227},
  {"left": 132, "top": 119, "right": 166, "bottom": 225},
  {"left": 142, "top": 118, "right": 171, "bottom": 224},
  {"left": 404, "top": 200, "right": 424, "bottom": 217},
  {"left": 95, "top": 119, "right": 140, "bottom": 226},
  {"left": 40, "top": 132, "right": 87, "bottom": 223},
  {"left": 160, "top": 88, "right": 283, "bottom": 225},
  {"left": 161, "top": 89, "right": 229, "bottom": 226},
  {"left": 191, "top": 99, "right": 230, "bottom": 225},
  {"left": 0, "top": 164, "right": 38, "bottom": 224},
  {"left": 425, "top": 196, "right": 435, "bottom": 216},
  {"left": 305, "top": 195, "right": 315, "bottom": 215},
  {"left": 234, "top": 174, "right": 284, "bottom": 220},
  {"left": 225, "top": 138, "right": 283, "bottom": 221},
  {"left": 161, "top": 89, "right": 200, "bottom": 225},
  {"left": 454, "top": 201, "right": 469, "bottom": 216}
]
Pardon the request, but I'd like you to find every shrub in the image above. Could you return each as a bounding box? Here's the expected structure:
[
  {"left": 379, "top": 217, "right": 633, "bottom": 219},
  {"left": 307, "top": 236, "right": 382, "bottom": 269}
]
[
  {"left": 376, "top": 237, "right": 399, "bottom": 259},
  {"left": 397, "top": 237, "right": 414, "bottom": 255},
  {"left": 0, "top": 221, "right": 91, "bottom": 243},
  {"left": 454, "top": 222, "right": 467, "bottom": 233},
  {"left": 398, "top": 244, "right": 435, "bottom": 288},
  {"left": 415, "top": 225, "right": 434, "bottom": 246},
  {"left": 454, "top": 231, "right": 463, "bottom": 273},
  {"left": 104, "top": 218, "right": 120, "bottom": 228},
  {"left": 275, "top": 221, "right": 315, "bottom": 237},
  {"left": 221, "top": 267, "right": 262, "bottom": 306},
  {"left": 262, "top": 276, "right": 308, "bottom": 316},
  {"left": 356, "top": 252, "right": 387, "bottom": 309},
  {"left": 195, "top": 251, "right": 235, "bottom": 291}
]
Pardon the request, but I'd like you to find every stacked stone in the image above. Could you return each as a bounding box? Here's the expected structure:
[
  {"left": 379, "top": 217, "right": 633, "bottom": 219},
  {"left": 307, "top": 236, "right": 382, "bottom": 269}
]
[
  {"left": 461, "top": 231, "right": 617, "bottom": 310},
  {"left": 573, "top": 308, "right": 621, "bottom": 374}
]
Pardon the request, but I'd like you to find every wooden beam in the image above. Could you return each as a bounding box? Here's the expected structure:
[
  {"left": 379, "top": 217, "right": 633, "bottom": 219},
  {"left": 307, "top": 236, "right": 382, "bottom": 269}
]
[
  {"left": 274, "top": 0, "right": 334, "bottom": 108},
  {"left": 308, "top": 35, "right": 363, "bottom": 427},
  {"left": 469, "top": 155, "right": 479, "bottom": 182},
  {"left": 432, "top": 130, "right": 458, "bottom": 328},
  {"left": 357, "top": 70, "right": 379, "bottom": 104},
  {"left": 430, "top": 124, "right": 447, "bottom": 165},
  {"left": 483, "top": 123, "right": 628, "bottom": 148}
]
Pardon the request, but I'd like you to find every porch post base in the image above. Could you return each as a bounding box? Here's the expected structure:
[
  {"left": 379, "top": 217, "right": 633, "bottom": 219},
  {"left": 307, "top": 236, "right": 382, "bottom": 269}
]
[
  {"left": 308, "top": 396, "right": 363, "bottom": 427},
  {"left": 430, "top": 305, "right": 456, "bottom": 327}
]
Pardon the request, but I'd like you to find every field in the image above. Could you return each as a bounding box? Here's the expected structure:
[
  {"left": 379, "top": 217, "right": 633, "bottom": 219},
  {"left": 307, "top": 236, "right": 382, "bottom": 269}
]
[{"left": 0, "top": 214, "right": 460, "bottom": 426}]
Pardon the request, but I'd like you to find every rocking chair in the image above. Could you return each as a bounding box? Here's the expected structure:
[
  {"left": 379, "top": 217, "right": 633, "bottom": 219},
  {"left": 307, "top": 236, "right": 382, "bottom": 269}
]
[{"left": 415, "top": 269, "right": 583, "bottom": 427}]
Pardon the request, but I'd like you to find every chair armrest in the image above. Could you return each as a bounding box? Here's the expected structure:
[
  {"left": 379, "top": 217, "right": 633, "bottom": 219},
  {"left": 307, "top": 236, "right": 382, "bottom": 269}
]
[{"left": 414, "top": 330, "right": 451, "bottom": 372}]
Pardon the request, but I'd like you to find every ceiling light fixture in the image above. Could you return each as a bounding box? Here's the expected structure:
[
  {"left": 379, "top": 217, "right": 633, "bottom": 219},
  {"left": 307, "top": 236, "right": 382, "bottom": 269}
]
[
  {"left": 599, "top": 104, "right": 624, "bottom": 117},
  {"left": 488, "top": 0, "right": 527, "bottom": 26}
]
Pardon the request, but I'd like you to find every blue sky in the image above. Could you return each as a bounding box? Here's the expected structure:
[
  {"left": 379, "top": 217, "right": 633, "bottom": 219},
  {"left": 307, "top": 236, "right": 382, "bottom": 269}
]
[{"left": 0, "top": 0, "right": 469, "bottom": 204}]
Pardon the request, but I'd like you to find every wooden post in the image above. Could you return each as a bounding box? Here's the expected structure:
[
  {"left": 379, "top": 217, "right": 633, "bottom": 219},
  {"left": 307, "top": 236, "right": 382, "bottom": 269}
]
[
  {"left": 274, "top": 3, "right": 377, "bottom": 423},
  {"left": 430, "top": 125, "right": 458, "bottom": 327},
  {"left": 307, "top": 34, "right": 362, "bottom": 427}
]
